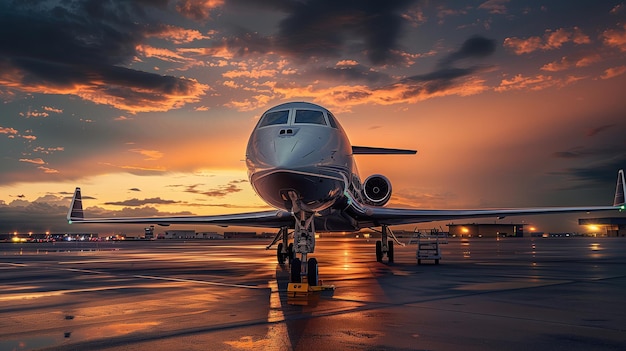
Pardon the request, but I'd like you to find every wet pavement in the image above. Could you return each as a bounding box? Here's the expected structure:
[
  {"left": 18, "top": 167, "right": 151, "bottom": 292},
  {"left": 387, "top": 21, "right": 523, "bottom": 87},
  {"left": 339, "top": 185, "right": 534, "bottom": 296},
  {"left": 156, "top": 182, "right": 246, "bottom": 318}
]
[{"left": 1, "top": 236, "right": 625, "bottom": 350}]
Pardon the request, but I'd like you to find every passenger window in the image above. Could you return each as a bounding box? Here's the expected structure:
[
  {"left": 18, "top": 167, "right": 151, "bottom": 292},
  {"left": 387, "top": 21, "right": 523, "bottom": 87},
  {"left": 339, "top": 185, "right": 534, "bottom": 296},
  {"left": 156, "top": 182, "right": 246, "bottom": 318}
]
[
  {"left": 327, "top": 112, "right": 338, "bottom": 129},
  {"left": 295, "top": 110, "right": 327, "bottom": 125}
]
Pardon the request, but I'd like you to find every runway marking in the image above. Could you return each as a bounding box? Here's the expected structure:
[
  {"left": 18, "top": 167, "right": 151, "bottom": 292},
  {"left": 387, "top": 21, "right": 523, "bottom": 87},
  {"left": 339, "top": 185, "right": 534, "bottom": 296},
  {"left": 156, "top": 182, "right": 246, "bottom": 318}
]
[
  {"left": 6, "top": 257, "right": 269, "bottom": 290},
  {"left": 132, "top": 274, "right": 266, "bottom": 290},
  {"left": 1, "top": 262, "right": 27, "bottom": 267}
]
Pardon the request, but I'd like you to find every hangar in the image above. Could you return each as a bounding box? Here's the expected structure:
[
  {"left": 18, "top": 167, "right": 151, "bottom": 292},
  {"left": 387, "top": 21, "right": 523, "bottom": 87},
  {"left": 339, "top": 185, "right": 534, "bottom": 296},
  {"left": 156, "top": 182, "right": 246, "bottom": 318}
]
[{"left": 578, "top": 217, "right": 626, "bottom": 237}]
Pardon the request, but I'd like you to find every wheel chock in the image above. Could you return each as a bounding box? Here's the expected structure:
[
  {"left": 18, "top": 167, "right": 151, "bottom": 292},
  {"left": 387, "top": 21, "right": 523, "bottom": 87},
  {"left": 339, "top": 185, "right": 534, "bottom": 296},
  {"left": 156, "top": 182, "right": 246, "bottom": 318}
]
[
  {"left": 288, "top": 282, "right": 310, "bottom": 296},
  {"left": 288, "top": 282, "right": 335, "bottom": 297}
]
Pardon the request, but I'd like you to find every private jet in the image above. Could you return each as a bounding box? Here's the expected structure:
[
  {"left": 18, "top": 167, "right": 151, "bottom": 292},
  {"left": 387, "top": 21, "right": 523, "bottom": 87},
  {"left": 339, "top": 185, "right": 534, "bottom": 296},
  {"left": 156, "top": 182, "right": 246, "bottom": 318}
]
[{"left": 68, "top": 102, "right": 626, "bottom": 285}]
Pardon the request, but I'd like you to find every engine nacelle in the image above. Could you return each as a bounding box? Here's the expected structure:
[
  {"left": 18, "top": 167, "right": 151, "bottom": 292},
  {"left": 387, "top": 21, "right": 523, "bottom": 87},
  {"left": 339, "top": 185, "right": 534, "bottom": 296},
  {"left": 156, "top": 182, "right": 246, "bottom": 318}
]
[{"left": 363, "top": 174, "right": 392, "bottom": 206}]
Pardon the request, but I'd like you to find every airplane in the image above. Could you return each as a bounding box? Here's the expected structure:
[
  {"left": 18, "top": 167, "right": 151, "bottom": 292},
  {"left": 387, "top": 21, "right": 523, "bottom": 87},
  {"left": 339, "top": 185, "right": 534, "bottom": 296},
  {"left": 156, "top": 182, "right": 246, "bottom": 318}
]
[{"left": 68, "top": 101, "right": 626, "bottom": 286}]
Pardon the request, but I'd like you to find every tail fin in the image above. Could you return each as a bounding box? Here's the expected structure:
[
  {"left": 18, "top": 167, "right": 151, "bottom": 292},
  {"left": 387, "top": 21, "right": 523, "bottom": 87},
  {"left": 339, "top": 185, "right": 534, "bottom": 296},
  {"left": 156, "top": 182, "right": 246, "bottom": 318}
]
[
  {"left": 614, "top": 169, "right": 625, "bottom": 208},
  {"left": 67, "top": 187, "right": 84, "bottom": 223}
]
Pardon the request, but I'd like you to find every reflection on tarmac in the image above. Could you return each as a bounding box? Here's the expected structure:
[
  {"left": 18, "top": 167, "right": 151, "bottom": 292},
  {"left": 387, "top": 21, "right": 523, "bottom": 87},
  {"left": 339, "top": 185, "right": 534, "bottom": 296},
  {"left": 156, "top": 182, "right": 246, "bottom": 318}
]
[{"left": 1, "top": 237, "right": 626, "bottom": 350}]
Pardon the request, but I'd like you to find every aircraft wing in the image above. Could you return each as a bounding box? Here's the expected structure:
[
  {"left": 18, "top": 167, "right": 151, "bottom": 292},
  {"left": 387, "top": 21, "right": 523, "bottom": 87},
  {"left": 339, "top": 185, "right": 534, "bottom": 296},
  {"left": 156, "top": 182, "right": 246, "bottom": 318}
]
[
  {"left": 352, "top": 146, "right": 417, "bottom": 155},
  {"left": 67, "top": 188, "right": 293, "bottom": 228},
  {"left": 357, "top": 169, "right": 626, "bottom": 227}
]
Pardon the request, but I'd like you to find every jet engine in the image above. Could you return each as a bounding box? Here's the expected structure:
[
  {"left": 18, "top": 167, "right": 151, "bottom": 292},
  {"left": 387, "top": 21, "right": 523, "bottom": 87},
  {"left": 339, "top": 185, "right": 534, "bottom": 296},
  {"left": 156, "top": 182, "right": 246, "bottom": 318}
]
[{"left": 363, "top": 174, "right": 392, "bottom": 206}]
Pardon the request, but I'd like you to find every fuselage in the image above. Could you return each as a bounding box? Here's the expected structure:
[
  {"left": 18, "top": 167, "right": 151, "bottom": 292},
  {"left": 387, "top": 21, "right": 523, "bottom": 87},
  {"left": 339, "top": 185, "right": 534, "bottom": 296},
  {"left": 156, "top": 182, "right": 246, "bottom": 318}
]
[{"left": 246, "top": 102, "right": 358, "bottom": 218}]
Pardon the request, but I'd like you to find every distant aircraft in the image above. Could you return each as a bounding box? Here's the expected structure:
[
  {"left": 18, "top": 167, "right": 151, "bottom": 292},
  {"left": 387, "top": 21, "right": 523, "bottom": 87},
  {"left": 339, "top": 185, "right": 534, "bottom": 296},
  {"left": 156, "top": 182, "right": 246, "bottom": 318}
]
[{"left": 68, "top": 102, "right": 626, "bottom": 285}]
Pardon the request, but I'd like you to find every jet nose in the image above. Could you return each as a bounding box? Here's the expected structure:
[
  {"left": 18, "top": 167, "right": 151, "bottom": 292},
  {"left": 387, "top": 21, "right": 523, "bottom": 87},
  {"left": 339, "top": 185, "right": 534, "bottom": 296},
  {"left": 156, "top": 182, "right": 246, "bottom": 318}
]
[
  {"left": 247, "top": 125, "right": 332, "bottom": 172},
  {"left": 273, "top": 130, "right": 316, "bottom": 168}
]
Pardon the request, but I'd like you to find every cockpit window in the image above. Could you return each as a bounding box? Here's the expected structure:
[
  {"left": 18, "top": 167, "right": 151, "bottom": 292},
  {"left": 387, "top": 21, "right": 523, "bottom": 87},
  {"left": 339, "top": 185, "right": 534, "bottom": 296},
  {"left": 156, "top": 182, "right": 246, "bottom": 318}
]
[
  {"left": 294, "top": 110, "right": 327, "bottom": 125},
  {"left": 259, "top": 110, "right": 289, "bottom": 127},
  {"left": 327, "top": 112, "right": 338, "bottom": 129}
]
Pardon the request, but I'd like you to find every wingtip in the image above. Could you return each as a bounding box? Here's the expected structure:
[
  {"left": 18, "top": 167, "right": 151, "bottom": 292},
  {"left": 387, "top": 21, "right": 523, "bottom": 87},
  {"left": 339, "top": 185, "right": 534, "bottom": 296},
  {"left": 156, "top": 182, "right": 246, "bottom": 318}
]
[{"left": 614, "top": 169, "right": 625, "bottom": 208}]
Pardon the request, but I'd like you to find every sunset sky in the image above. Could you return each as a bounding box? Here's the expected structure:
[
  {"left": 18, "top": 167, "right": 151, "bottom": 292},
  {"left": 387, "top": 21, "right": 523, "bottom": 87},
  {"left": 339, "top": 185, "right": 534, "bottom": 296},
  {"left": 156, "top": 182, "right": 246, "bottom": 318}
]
[{"left": 1, "top": 0, "right": 625, "bottom": 235}]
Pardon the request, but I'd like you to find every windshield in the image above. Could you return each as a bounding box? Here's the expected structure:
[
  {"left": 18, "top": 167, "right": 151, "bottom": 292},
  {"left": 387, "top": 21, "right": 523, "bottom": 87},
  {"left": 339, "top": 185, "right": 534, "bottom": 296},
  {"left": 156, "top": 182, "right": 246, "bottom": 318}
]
[
  {"left": 258, "top": 110, "right": 289, "bottom": 127},
  {"left": 294, "top": 110, "right": 326, "bottom": 125}
]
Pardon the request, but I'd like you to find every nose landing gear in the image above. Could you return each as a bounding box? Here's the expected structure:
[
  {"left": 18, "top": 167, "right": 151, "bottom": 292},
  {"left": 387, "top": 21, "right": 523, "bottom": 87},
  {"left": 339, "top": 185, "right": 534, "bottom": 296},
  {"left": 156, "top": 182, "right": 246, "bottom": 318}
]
[{"left": 266, "top": 208, "right": 333, "bottom": 295}]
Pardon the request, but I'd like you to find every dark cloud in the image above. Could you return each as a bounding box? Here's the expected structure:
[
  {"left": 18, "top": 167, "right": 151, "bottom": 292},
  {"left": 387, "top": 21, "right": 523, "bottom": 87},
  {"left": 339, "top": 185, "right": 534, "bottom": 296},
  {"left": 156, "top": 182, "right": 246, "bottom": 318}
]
[
  {"left": 438, "top": 36, "right": 497, "bottom": 68},
  {"left": 552, "top": 146, "right": 623, "bottom": 159},
  {"left": 129, "top": 188, "right": 142, "bottom": 192},
  {"left": 185, "top": 180, "right": 246, "bottom": 197},
  {"left": 315, "top": 64, "right": 390, "bottom": 84},
  {"left": 550, "top": 151, "right": 626, "bottom": 190},
  {"left": 0, "top": 0, "right": 206, "bottom": 112},
  {"left": 104, "top": 197, "right": 181, "bottom": 206},
  {"left": 0, "top": 198, "right": 193, "bottom": 233},
  {"left": 274, "top": 0, "right": 417, "bottom": 65},
  {"left": 0, "top": 201, "right": 69, "bottom": 233},
  {"left": 586, "top": 124, "right": 614, "bottom": 137},
  {"left": 376, "top": 35, "right": 496, "bottom": 99}
]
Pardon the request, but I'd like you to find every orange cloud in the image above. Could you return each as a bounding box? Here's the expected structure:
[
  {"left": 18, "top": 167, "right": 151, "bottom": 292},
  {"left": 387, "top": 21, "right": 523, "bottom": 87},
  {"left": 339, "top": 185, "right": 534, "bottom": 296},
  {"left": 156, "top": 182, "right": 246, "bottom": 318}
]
[
  {"left": 37, "top": 166, "right": 59, "bottom": 174},
  {"left": 100, "top": 162, "right": 167, "bottom": 173},
  {"left": 270, "top": 77, "right": 488, "bottom": 112},
  {"left": 129, "top": 149, "right": 164, "bottom": 161},
  {"left": 541, "top": 54, "right": 602, "bottom": 71},
  {"left": 136, "top": 45, "right": 188, "bottom": 62},
  {"left": 602, "top": 24, "right": 626, "bottom": 52},
  {"left": 336, "top": 60, "right": 359, "bottom": 67},
  {"left": 33, "top": 146, "right": 64, "bottom": 154},
  {"left": 43, "top": 106, "right": 63, "bottom": 113},
  {"left": 179, "top": 45, "right": 235, "bottom": 60},
  {"left": 19, "top": 158, "right": 46, "bottom": 165},
  {"left": 0, "top": 63, "right": 210, "bottom": 113},
  {"left": 478, "top": 0, "right": 510, "bottom": 15},
  {"left": 601, "top": 65, "right": 626, "bottom": 79},
  {"left": 150, "top": 25, "right": 211, "bottom": 44},
  {"left": 176, "top": 0, "right": 224, "bottom": 20},
  {"left": 222, "top": 69, "right": 277, "bottom": 79},
  {"left": 0, "top": 126, "right": 18, "bottom": 135},
  {"left": 504, "top": 27, "right": 590, "bottom": 54},
  {"left": 495, "top": 74, "right": 557, "bottom": 91}
]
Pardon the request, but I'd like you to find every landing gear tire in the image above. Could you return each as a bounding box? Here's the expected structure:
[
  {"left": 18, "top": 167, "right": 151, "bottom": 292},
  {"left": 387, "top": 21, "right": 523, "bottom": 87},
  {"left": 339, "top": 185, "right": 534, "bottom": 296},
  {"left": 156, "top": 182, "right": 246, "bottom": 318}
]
[
  {"left": 387, "top": 240, "right": 394, "bottom": 263},
  {"left": 291, "top": 258, "right": 301, "bottom": 283},
  {"left": 307, "top": 258, "right": 318, "bottom": 286},
  {"left": 375, "top": 240, "right": 383, "bottom": 262},
  {"left": 277, "top": 243, "right": 285, "bottom": 264},
  {"left": 287, "top": 243, "right": 294, "bottom": 264}
]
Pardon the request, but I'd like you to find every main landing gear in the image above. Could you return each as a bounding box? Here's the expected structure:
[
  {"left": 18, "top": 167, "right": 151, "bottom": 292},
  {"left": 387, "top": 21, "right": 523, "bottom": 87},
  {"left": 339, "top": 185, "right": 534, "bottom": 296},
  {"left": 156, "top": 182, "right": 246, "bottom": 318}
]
[{"left": 373, "top": 225, "right": 404, "bottom": 263}]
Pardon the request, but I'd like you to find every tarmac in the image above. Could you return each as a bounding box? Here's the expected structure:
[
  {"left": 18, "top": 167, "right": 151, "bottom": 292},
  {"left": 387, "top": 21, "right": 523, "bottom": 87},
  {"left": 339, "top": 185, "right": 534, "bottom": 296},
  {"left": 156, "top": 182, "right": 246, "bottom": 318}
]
[{"left": 1, "top": 236, "right": 625, "bottom": 351}]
